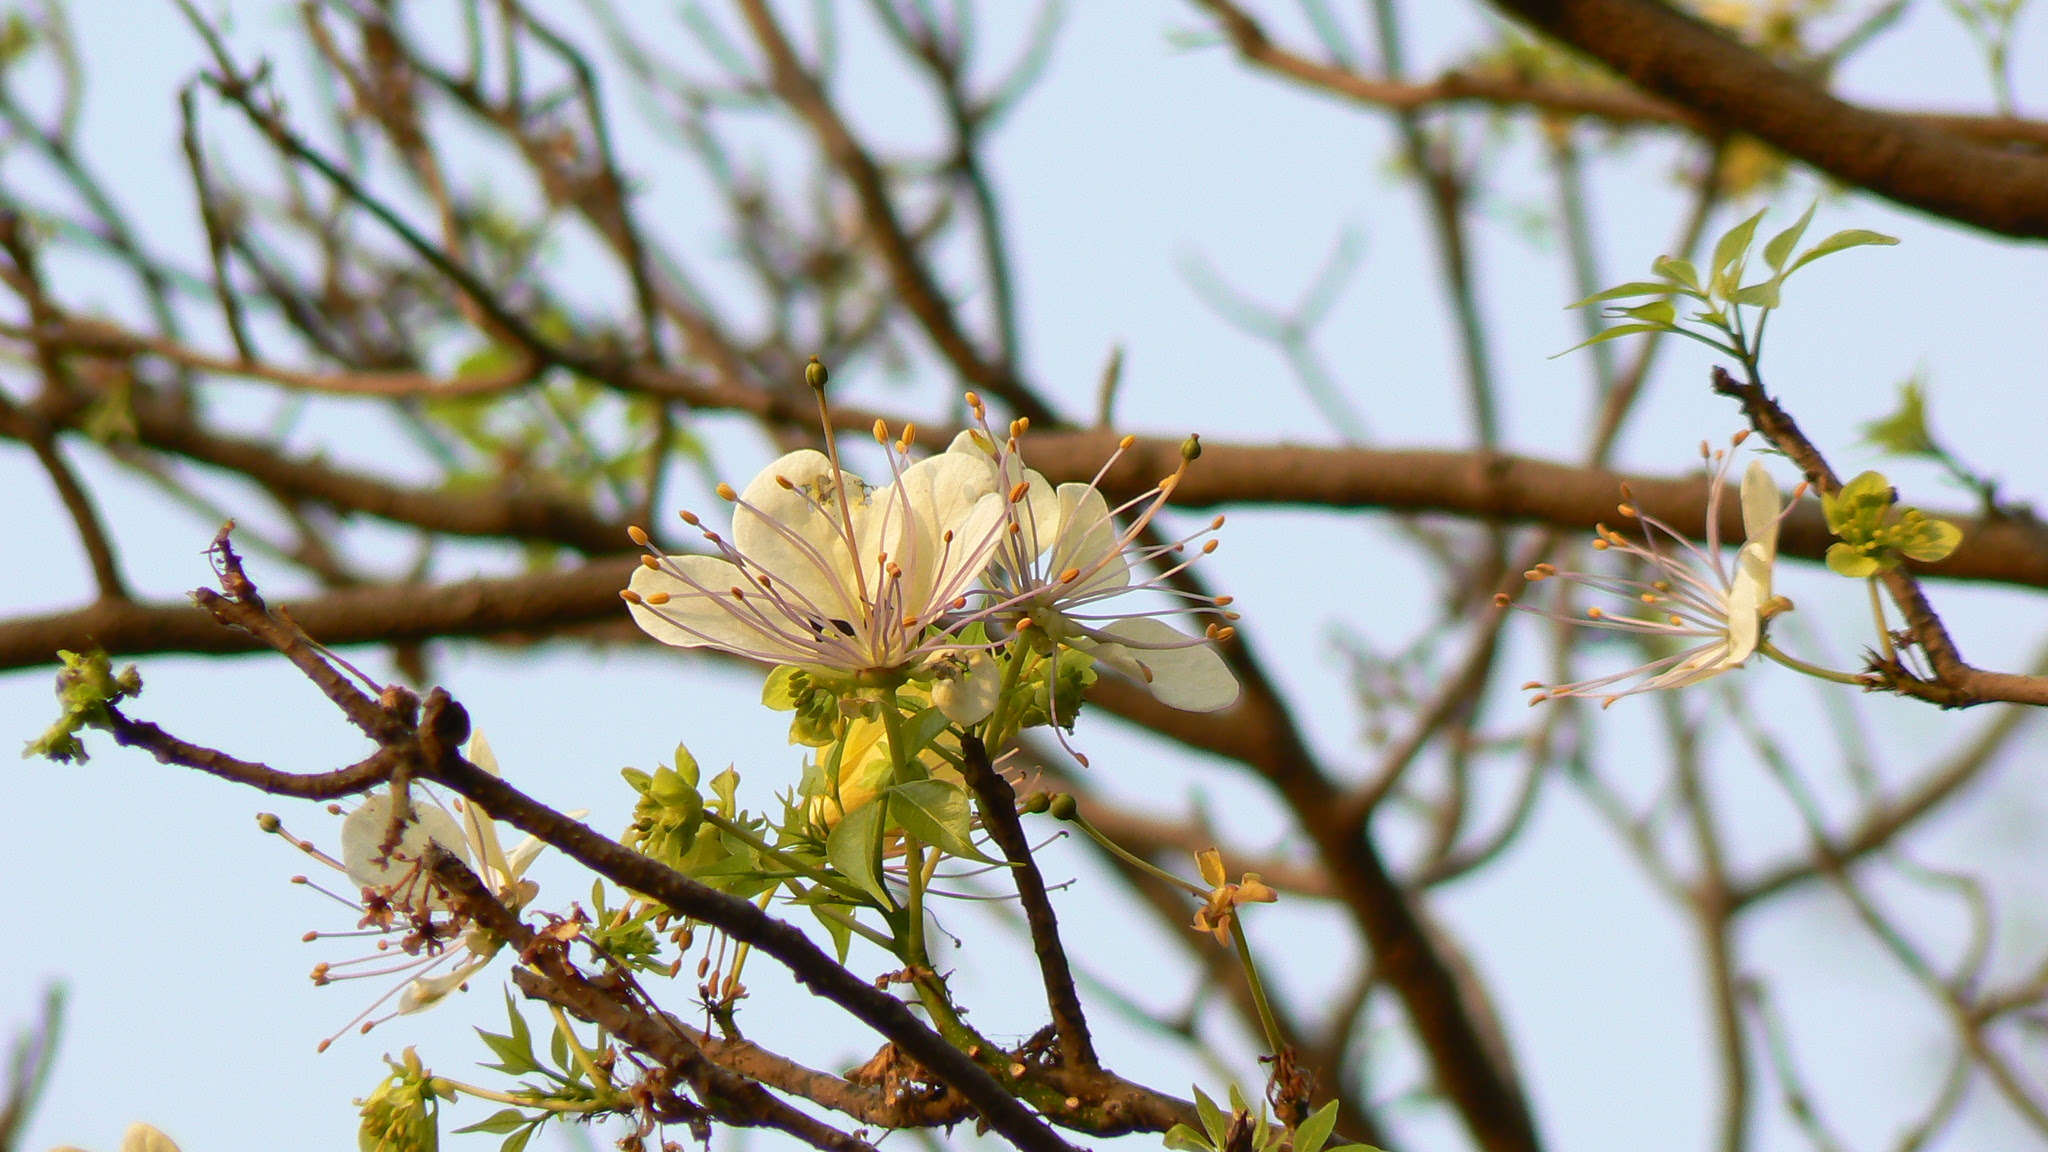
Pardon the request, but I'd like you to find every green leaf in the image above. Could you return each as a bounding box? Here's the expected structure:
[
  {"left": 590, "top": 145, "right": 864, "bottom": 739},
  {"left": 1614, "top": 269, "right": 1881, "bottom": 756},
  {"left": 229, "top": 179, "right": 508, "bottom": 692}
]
[
  {"left": 1551, "top": 323, "right": 1669, "bottom": 359},
  {"left": 672, "top": 743, "right": 700, "bottom": 787},
  {"left": 454, "top": 1111, "right": 530, "bottom": 1136},
  {"left": 1566, "top": 281, "right": 1675, "bottom": 309},
  {"left": 1787, "top": 228, "right": 1899, "bottom": 276},
  {"left": 890, "top": 780, "right": 999, "bottom": 863},
  {"left": 1729, "top": 279, "right": 1782, "bottom": 309},
  {"left": 1861, "top": 378, "right": 1937, "bottom": 457},
  {"left": 549, "top": 1022, "right": 571, "bottom": 1078},
  {"left": 814, "top": 903, "right": 855, "bottom": 964},
  {"left": 1194, "top": 1087, "right": 1229, "bottom": 1152},
  {"left": 710, "top": 766, "right": 740, "bottom": 815},
  {"left": 1163, "top": 1124, "right": 1215, "bottom": 1152},
  {"left": 1762, "top": 201, "right": 1817, "bottom": 271},
  {"left": 1826, "top": 542, "right": 1883, "bottom": 578},
  {"left": 896, "top": 706, "right": 952, "bottom": 764},
  {"left": 1650, "top": 255, "right": 1702, "bottom": 292},
  {"left": 1614, "top": 299, "right": 1675, "bottom": 325},
  {"left": 1710, "top": 207, "right": 1768, "bottom": 285},
  {"left": 1293, "top": 1100, "right": 1341, "bottom": 1152},
  {"left": 501, "top": 1125, "right": 535, "bottom": 1152},
  {"left": 827, "top": 798, "right": 894, "bottom": 907}
]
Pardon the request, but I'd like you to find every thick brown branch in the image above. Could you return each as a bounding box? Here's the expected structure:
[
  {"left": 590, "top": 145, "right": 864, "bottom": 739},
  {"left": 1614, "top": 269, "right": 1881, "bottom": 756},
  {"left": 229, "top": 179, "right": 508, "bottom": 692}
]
[
  {"left": 1191, "top": 0, "right": 2048, "bottom": 148},
  {"left": 1484, "top": 0, "right": 2048, "bottom": 237}
]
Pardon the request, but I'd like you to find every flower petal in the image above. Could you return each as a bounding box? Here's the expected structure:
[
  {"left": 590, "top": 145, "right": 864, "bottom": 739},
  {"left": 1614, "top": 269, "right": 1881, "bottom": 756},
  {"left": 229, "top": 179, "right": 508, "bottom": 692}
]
[
  {"left": 628, "top": 554, "right": 830, "bottom": 664},
  {"left": 1047, "top": 483, "right": 1131, "bottom": 597},
  {"left": 341, "top": 792, "right": 471, "bottom": 904},
  {"left": 731, "top": 449, "right": 866, "bottom": 621},
  {"left": 120, "top": 1125, "right": 183, "bottom": 1152},
  {"left": 1089, "top": 616, "right": 1240, "bottom": 712},
  {"left": 1740, "top": 460, "right": 1782, "bottom": 564}
]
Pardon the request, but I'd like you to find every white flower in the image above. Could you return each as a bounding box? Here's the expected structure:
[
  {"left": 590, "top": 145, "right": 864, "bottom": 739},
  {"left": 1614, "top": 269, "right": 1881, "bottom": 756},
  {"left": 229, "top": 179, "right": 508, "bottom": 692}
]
[
  {"left": 946, "top": 404, "right": 1241, "bottom": 714},
  {"left": 1508, "top": 436, "right": 1793, "bottom": 705},
  {"left": 48, "top": 1123, "right": 183, "bottom": 1152},
  {"left": 278, "top": 733, "right": 574, "bottom": 1046},
  {"left": 624, "top": 431, "right": 1008, "bottom": 674}
]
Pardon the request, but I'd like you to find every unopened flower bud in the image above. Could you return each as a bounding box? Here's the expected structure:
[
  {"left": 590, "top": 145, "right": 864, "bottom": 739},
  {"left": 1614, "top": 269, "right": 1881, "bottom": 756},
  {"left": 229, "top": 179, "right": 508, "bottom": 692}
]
[
  {"left": 257, "top": 812, "right": 282, "bottom": 833},
  {"left": 1021, "top": 791, "right": 1052, "bottom": 814},
  {"left": 1048, "top": 794, "right": 1078, "bottom": 821},
  {"left": 1180, "top": 433, "right": 1202, "bottom": 462},
  {"left": 805, "top": 356, "right": 829, "bottom": 391}
]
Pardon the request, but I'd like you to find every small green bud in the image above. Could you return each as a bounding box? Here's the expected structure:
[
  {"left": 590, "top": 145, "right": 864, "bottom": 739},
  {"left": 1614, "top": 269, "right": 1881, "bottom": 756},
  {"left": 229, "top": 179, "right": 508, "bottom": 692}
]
[
  {"left": 1048, "top": 793, "right": 1078, "bottom": 821},
  {"left": 1180, "top": 434, "right": 1202, "bottom": 462},
  {"left": 1020, "top": 791, "right": 1051, "bottom": 815},
  {"left": 256, "top": 812, "right": 283, "bottom": 834},
  {"left": 805, "top": 356, "right": 829, "bottom": 391}
]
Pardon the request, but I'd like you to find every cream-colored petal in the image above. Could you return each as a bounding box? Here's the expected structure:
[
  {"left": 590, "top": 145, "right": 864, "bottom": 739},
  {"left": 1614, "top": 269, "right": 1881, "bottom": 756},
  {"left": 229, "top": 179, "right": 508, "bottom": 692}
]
[
  {"left": 932, "top": 650, "right": 1001, "bottom": 726},
  {"left": 1740, "top": 460, "right": 1782, "bottom": 564},
  {"left": 627, "top": 555, "right": 827, "bottom": 664},
  {"left": 1723, "top": 554, "right": 1765, "bottom": 665},
  {"left": 397, "top": 949, "right": 497, "bottom": 1015},
  {"left": 731, "top": 449, "right": 866, "bottom": 620},
  {"left": 1047, "top": 483, "right": 1130, "bottom": 597},
  {"left": 341, "top": 792, "right": 471, "bottom": 903},
  {"left": 1090, "top": 617, "right": 1240, "bottom": 712},
  {"left": 460, "top": 732, "right": 512, "bottom": 886},
  {"left": 119, "top": 1125, "right": 182, "bottom": 1152}
]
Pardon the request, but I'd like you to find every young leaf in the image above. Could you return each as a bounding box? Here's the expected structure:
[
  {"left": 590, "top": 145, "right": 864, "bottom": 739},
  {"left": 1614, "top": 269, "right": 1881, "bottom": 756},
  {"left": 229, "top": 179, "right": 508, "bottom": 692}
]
[
  {"left": 1650, "top": 255, "right": 1703, "bottom": 293},
  {"left": 453, "top": 1111, "right": 530, "bottom": 1137},
  {"left": 1787, "top": 228, "right": 1899, "bottom": 276},
  {"left": 827, "top": 798, "right": 894, "bottom": 907},
  {"left": 1614, "top": 299, "right": 1676, "bottom": 325},
  {"left": 813, "top": 903, "right": 855, "bottom": 964},
  {"left": 1710, "top": 207, "right": 1768, "bottom": 284},
  {"left": 1762, "top": 201, "right": 1817, "bottom": 271},
  {"left": 1729, "top": 279, "right": 1782, "bottom": 309},
  {"left": 1293, "top": 1099, "right": 1341, "bottom": 1152},
  {"left": 1163, "top": 1124, "right": 1215, "bottom": 1152},
  {"left": 890, "top": 780, "right": 999, "bottom": 863},
  {"left": 1861, "top": 378, "right": 1937, "bottom": 457},
  {"left": 1565, "top": 281, "right": 1676, "bottom": 309},
  {"left": 1551, "top": 323, "right": 1669, "bottom": 359},
  {"left": 1194, "top": 1086, "right": 1230, "bottom": 1152},
  {"left": 501, "top": 1125, "right": 536, "bottom": 1152},
  {"left": 895, "top": 706, "right": 952, "bottom": 764}
]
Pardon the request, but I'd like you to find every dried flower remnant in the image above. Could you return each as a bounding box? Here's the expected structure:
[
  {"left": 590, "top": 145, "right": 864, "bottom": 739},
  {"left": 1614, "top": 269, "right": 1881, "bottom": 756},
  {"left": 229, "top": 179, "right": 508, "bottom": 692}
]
[
  {"left": 948, "top": 397, "right": 1241, "bottom": 714},
  {"left": 1502, "top": 434, "right": 1798, "bottom": 706},
  {"left": 1190, "top": 847, "right": 1277, "bottom": 946}
]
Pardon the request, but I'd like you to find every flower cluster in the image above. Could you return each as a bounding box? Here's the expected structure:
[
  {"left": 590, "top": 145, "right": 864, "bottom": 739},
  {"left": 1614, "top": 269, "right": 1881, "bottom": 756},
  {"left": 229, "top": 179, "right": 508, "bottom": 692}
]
[{"left": 621, "top": 376, "right": 1241, "bottom": 727}]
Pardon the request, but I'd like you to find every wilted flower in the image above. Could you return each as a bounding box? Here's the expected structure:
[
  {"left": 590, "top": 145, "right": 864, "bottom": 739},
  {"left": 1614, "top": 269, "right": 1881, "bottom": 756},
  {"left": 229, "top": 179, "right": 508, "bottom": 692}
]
[
  {"left": 272, "top": 733, "right": 572, "bottom": 1048},
  {"left": 1504, "top": 434, "right": 1797, "bottom": 705},
  {"left": 623, "top": 423, "right": 1009, "bottom": 675},
  {"left": 1190, "top": 847, "right": 1277, "bottom": 946},
  {"left": 948, "top": 397, "right": 1241, "bottom": 714}
]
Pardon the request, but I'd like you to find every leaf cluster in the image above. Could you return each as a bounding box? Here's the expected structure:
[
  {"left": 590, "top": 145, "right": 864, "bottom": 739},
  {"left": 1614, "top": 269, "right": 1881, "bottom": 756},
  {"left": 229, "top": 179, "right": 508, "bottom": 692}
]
[{"left": 1164, "top": 1085, "right": 1381, "bottom": 1152}]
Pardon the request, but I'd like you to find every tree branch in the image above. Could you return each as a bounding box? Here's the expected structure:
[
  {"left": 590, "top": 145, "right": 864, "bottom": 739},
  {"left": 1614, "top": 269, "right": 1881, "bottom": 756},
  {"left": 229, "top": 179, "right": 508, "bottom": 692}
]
[{"left": 1484, "top": 0, "right": 2048, "bottom": 237}]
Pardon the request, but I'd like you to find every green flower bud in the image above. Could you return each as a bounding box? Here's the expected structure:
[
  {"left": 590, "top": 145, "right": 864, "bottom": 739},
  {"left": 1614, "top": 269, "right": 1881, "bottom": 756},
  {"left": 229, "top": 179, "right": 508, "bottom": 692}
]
[
  {"left": 1021, "top": 791, "right": 1052, "bottom": 814},
  {"left": 805, "top": 356, "right": 829, "bottom": 391},
  {"left": 256, "top": 813, "right": 283, "bottom": 834},
  {"left": 1181, "top": 434, "right": 1203, "bottom": 462},
  {"left": 1048, "top": 793, "right": 1078, "bottom": 821},
  {"left": 1821, "top": 470, "right": 1962, "bottom": 577}
]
